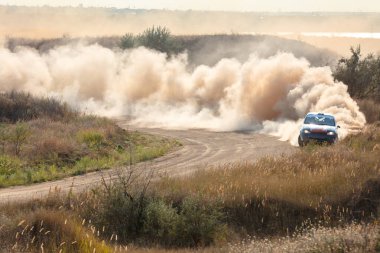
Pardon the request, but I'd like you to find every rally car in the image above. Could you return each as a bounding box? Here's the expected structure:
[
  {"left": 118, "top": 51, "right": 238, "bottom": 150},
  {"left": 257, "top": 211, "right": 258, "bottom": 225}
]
[{"left": 298, "top": 113, "right": 340, "bottom": 147}]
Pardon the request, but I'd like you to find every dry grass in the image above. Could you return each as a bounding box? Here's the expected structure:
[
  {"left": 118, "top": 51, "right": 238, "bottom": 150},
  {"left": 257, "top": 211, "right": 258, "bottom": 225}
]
[
  {"left": 0, "top": 126, "right": 379, "bottom": 252},
  {"left": 76, "top": 224, "right": 380, "bottom": 253},
  {"left": 1, "top": 206, "right": 378, "bottom": 253},
  {"left": 229, "top": 223, "right": 380, "bottom": 253},
  {"left": 156, "top": 127, "right": 380, "bottom": 209},
  {"left": 0, "top": 204, "right": 114, "bottom": 252},
  {"left": 125, "top": 247, "right": 225, "bottom": 253},
  {"left": 156, "top": 148, "right": 378, "bottom": 208},
  {"left": 122, "top": 222, "right": 380, "bottom": 252}
]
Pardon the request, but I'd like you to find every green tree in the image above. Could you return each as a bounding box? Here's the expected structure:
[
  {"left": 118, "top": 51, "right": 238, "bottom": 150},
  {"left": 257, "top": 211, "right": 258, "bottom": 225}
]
[
  {"left": 334, "top": 46, "right": 380, "bottom": 101},
  {"left": 9, "top": 123, "right": 30, "bottom": 156},
  {"left": 120, "top": 33, "right": 135, "bottom": 49},
  {"left": 334, "top": 46, "right": 361, "bottom": 96}
]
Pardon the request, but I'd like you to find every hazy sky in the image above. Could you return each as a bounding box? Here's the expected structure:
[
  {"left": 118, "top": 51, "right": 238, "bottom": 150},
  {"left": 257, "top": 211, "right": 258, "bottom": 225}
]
[{"left": 1, "top": 0, "right": 380, "bottom": 12}]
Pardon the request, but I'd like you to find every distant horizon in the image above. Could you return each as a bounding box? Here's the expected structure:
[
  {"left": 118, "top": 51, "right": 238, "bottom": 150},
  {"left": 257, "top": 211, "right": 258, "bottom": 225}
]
[
  {"left": 1, "top": 4, "right": 380, "bottom": 14},
  {"left": 1, "top": 0, "right": 380, "bottom": 13}
]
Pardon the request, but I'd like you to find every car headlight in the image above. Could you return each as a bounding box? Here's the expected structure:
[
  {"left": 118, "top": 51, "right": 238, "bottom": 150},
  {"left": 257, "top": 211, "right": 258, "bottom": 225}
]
[
  {"left": 327, "top": 131, "right": 336, "bottom": 136},
  {"left": 303, "top": 129, "right": 310, "bottom": 134}
]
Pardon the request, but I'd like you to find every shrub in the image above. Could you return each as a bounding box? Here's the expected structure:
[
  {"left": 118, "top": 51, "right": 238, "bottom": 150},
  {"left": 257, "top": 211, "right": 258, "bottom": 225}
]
[
  {"left": 81, "top": 167, "right": 226, "bottom": 248},
  {"left": 120, "top": 33, "right": 136, "bottom": 49},
  {"left": 0, "top": 91, "right": 77, "bottom": 122},
  {"left": 8, "top": 123, "right": 30, "bottom": 156},
  {"left": 93, "top": 187, "right": 147, "bottom": 241},
  {"left": 84, "top": 169, "right": 153, "bottom": 242},
  {"left": 77, "top": 130, "right": 105, "bottom": 150},
  {"left": 33, "top": 137, "right": 77, "bottom": 165},
  {"left": 143, "top": 198, "right": 179, "bottom": 245},
  {"left": 0, "top": 155, "right": 22, "bottom": 177},
  {"left": 137, "top": 26, "right": 172, "bottom": 53},
  {"left": 120, "top": 26, "right": 184, "bottom": 55},
  {"left": 175, "top": 196, "right": 226, "bottom": 247}
]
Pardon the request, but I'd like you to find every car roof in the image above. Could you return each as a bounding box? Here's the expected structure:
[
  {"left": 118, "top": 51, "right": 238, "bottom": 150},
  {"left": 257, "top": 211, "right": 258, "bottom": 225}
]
[{"left": 306, "top": 112, "right": 335, "bottom": 118}]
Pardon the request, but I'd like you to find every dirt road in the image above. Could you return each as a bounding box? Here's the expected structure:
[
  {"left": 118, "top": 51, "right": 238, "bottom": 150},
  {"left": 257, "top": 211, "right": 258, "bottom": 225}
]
[{"left": 0, "top": 120, "right": 295, "bottom": 202}]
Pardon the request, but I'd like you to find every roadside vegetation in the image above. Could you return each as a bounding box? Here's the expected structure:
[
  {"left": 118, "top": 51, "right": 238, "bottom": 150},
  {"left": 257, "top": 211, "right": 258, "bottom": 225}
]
[
  {"left": 0, "top": 92, "right": 179, "bottom": 187},
  {"left": 1, "top": 124, "right": 379, "bottom": 252}
]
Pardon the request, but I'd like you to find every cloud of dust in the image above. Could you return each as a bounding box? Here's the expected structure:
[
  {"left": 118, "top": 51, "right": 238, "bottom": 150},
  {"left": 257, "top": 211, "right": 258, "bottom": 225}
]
[{"left": 0, "top": 43, "right": 366, "bottom": 145}]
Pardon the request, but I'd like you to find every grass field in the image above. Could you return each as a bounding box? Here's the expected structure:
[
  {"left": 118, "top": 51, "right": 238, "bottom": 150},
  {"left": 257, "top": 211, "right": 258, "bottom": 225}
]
[{"left": 0, "top": 92, "right": 179, "bottom": 187}]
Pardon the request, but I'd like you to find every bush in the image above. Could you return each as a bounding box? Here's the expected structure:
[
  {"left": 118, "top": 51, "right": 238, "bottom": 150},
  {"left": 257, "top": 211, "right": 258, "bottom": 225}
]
[
  {"left": 85, "top": 169, "right": 152, "bottom": 242},
  {"left": 143, "top": 198, "right": 179, "bottom": 245},
  {"left": 81, "top": 167, "right": 226, "bottom": 248},
  {"left": 175, "top": 196, "right": 226, "bottom": 247},
  {"left": 0, "top": 155, "right": 22, "bottom": 177},
  {"left": 0, "top": 91, "right": 77, "bottom": 123},
  {"left": 120, "top": 26, "right": 184, "bottom": 55},
  {"left": 120, "top": 33, "right": 135, "bottom": 49},
  {"left": 11, "top": 123, "right": 30, "bottom": 156},
  {"left": 87, "top": 193, "right": 226, "bottom": 247},
  {"left": 142, "top": 197, "right": 226, "bottom": 247},
  {"left": 33, "top": 137, "right": 77, "bottom": 165},
  {"left": 77, "top": 130, "right": 105, "bottom": 150}
]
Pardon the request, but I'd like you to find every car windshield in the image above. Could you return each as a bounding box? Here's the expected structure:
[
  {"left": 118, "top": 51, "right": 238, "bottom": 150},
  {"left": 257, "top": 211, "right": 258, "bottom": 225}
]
[{"left": 304, "top": 115, "right": 335, "bottom": 126}]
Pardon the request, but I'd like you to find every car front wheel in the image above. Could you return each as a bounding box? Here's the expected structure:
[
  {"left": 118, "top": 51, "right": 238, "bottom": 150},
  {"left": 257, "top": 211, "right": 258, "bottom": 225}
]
[{"left": 298, "top": 135, "right": 304, "bottom": 147}]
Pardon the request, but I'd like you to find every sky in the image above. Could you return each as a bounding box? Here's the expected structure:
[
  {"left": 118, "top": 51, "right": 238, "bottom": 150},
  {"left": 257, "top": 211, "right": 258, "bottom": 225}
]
[{"left": 1, "top": 0, "right": 380, "bottom": 12}]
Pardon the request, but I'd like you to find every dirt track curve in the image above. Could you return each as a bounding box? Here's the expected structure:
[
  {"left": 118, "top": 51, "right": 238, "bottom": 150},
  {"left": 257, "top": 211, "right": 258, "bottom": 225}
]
[{"left": 0, "top": 120, "right": 295, "bottom": 203}]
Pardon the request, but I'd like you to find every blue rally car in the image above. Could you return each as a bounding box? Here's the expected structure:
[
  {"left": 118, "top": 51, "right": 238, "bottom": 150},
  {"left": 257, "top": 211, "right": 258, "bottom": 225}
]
[{"left": 298, "top": 113, "right": 340, "bottom": 147}]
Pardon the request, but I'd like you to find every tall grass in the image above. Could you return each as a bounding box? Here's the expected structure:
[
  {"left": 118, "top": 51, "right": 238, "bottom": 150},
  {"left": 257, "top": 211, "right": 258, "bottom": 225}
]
[
  {"left": 229, "top": 223, "right": 380, "bottom": 253},
  {"left": 0, "top": 91, "right": 77, "bottom": 122},
  {"left": 0, "top": 196, "right": 114, "bottom": 252},
  {"left": 157, "top": 146, "right": 378, "bottom": 208}
]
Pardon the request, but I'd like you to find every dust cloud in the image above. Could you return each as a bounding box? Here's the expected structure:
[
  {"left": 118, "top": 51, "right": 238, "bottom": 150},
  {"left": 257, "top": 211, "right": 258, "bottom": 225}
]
[{"left": 0, "top": 43, "right": 366, "bottom": 145}]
